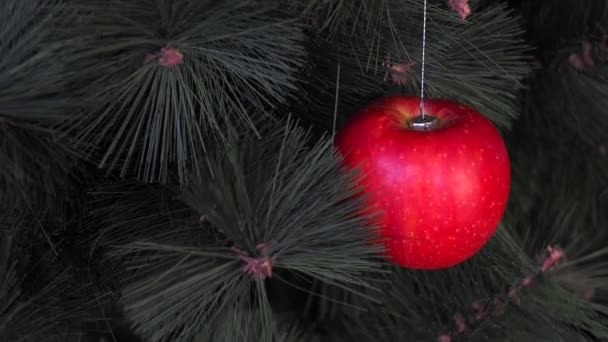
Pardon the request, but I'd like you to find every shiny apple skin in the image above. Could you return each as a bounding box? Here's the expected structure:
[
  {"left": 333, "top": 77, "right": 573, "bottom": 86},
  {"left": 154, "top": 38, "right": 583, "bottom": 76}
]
[{"left": 336, "top": 95, "right": 510, "bottom": 269}]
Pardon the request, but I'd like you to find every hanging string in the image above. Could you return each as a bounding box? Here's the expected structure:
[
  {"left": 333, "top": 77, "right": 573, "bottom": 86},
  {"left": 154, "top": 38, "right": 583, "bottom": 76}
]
[
  {"left": 332, "top": 61, "right": 341, "bottom": 142},
  {"left": 419, "top": 0, "right": 428, "bottom": 119}
]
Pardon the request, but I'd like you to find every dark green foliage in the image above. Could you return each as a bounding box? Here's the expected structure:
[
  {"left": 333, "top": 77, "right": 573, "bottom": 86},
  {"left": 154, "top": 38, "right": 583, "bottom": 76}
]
[
  {"left": 342, "top": 229, "right": 608, "bottom": 342},
  {"left": 92, "top": 122, "right": 384, "bottom": 341},
  {"left": 499, "top": 36, "right": 608, "bottom": 342},
  {"left": 210, "top": 309, "right": 325, "bottom": 342},
  {"left": 519, "top": 1, "right": 608, "bottom": 59},
  {"left": 287, "top": 38, "right": 385, "bottom": 136},
  {"left": 290, "top": 0, "right": 530, "bottom": 128},
  {"left": 288, "top": 0, "right": 393, "bottom": 40},
  {"left": 382, "top": 1, "right": 530, "bottom": 128},
  {"left": 179, "top": 120, "right": 384, "bottom": 281},
  {"left": 64, "top": 0, "right": 306, "bottom": 184},
  {"left": 506, "top": 0, "right": 608, "bottom": 277},
  {"left": 300, "top": 228, "right": 608, "bottom": 342},
  {"left": 0, "top": 126, "right": 76, "bottom": 212},
  {"left": 0, "top": 214, "right": 100, "bottom": 342},
  {"left": 531, "top": 70, "right": 608, "bottom": 146},
  {"left": 0, "top": 0, "right": 78, "bottom": 210},
  {"left": 0, "top": 0, "right": 73, "bottom": 125},
  {"left": 2, "top": 0, "right": 608, "bottom": 341}
]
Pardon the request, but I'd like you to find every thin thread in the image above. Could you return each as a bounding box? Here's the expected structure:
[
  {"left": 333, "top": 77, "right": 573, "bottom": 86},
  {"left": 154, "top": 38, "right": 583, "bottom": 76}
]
[
  {"left": 419, "top": 0, "right": 428, "bottom": 119},
  {"left": 332, "top": 61, "right": 341, "bottom": 142},
  {"left": 17, "top": 186, "right": 57, "bottom": 256}
]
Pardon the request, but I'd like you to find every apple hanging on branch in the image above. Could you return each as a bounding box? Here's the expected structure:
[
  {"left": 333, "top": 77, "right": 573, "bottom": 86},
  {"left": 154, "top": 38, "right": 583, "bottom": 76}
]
[{"left": 336, "top": 95, "right": 510, "bottom": 269}]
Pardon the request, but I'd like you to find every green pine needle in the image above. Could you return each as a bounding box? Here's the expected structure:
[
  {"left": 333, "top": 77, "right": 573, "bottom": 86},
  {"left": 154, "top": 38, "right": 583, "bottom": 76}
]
[
  {"left": 64, "top": 0, "right": 306, "bottom": 184},
  {"left": 520, "top": 1, "right": 608, "bottom": 58},
  {"left": 386, "top": 2, "right": 530, "bottom": 128},
  {"left": 180, "top": 120, "right": 386, "bottom": 288},
  {"left": 507, "top": 61, "right": 608, "bottom": 259},
  {"left": 0, "top": 0, "right": 78, "bottom": 212},
  {"left": 0, "top": 216, "right": 95, "bottom": 342},
  {"left": 0, "top": 0, "right": 74, "bottom": 125},
  {"left": 290, "top": 0, "right": 393, "bottom": 40},
  {"left": 342, "top": 228, "right": 608, "bottom": 341},
  {"left": 96, "top": 120, "right": 385, "bottom": 341},
  {"left": 291, "top": 1, "right": 530, "bottom": 129},
  {"left": 0, "top": 126, "right": 77, "bottom": 212}
]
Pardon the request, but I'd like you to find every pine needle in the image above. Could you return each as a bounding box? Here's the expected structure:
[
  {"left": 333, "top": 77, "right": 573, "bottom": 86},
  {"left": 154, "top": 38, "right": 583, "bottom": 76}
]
[
  {"left": 63, "top": 0, "right": 306, "bottom": 184},
  {"left": 0, "top": 0, "right": 78, "bottom": 211},
  {"left": 92, "top": 120, "right": 385, "bottom": 341}
]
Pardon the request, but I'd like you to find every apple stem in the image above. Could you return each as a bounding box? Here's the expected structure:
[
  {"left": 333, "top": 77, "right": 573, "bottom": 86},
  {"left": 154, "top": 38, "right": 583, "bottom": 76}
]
[{"left": 409, "top": 115, "right": 437, "bottom": 131}]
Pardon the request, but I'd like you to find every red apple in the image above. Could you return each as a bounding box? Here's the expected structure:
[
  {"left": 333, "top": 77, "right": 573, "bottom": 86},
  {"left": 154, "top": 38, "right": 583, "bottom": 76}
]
[{"left": 336, "top": 95, "right": 510, "bottom": 269}]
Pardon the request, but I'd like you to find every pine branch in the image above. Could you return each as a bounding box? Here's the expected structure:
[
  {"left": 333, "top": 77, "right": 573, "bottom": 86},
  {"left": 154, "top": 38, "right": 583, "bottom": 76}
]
[
  {"left": 495, "top": 21, "right": 608, "bottom": 340},
  {"left": 523, "top": 66, "right": 608, "bottom": 148},
  {"left": 180, "top": 120, "right": 385, "bottom": 287},
  {"left": 94, "top": 120, "right": 385, "bottom": 341},
  {"left": 287, "top": 37, "right": 385, "bottom": 135},
  {"left": 0, "top": 215, "right": 99, "bottom": 342},
  {"left": 508, "top": 142, "right": 608, "bottom": 261},
  {"left": 290, "top": 1, "right": 529, "bottom": 129},
  {"left": 382, "top": 1, "right": 530, "bottom": 128},
  {"left": 86, "top": 181, "right": 190, "bottom": 249},
  {"left": 288, "top": 0, "right": 393, "bottom": 40},
  {"left": 63, "top": 0, "right": 306, "bottom": 184},
  {"left": 274, "top": 318, "right": 324, "bottom": 342},
  {"left": 0, "top": 0, "right": 74, "bottom": 126},
  {"left": 506, "top": 59, "right": 608, "bottom": 258},
  {"left": 303, "top": 277, "right": 376, "bottom": 322},
  {"left": 519, "top": 0, "right": 608, "bottom": 61},
  {"left": 343, "top": 228, "right": 608, "bottom": 341},
  {"left": 209, "top": 308, "right": 324, "bottom": 342},
  {"left": 0, "top": 0, "right": 79, "bottom": 211},
  {"left": 0, "top": 126, "right": 77, "bottom": 212}
]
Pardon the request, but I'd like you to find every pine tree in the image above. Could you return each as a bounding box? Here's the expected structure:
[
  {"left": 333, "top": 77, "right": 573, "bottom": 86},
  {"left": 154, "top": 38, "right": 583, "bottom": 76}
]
[{"left": 1, "top": 0, "right": 607, "bottom": 341}]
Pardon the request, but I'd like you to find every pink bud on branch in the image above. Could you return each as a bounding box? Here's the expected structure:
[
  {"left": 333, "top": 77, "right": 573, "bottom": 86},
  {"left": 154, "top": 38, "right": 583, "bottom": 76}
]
[
  {"left": 146, "top": 47, "right": 184, "bottom": 67},
  {"left": 522, "top": 276, "right": 534, "bottom": 287},
  {"left": 437, "top": 245, "right": 567, "bottom": 340},
  {"left": 383, "top": 53, "right": 416, "bottom": 86},
  {"left": 568, "top": 54, "right": 586, "bottom": 71},
  {"left": 437, "top": 335, "right": 451, "bottom": 342},
  {"left": 231, "top": 242, "right": 276, "bottom": 280},
  {"left": 454, "top": 313, "right": 466, "bottom": 333},
  {"left": 540, "top": 245, "right": 565, "bottom": 272},
  {"left": 582, "top": 41, "right": 595, "bottom": 67},
  {"left": 448, "top": 0, "right": 471, "bottom": 20},
  {"left": 472, "top": 301, "right": 486, "bottom": 321},
  {"left": 567, "top": 41, "right": 597, "bottom": 72}
]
